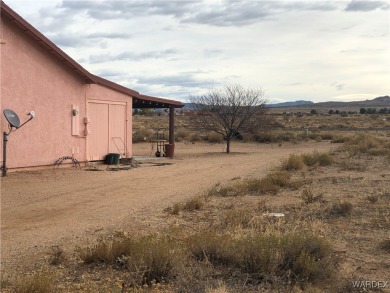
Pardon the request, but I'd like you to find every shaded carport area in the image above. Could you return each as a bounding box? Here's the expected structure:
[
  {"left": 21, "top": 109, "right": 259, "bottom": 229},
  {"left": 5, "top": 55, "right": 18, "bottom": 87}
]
[{"left": 133, "top": 94, "right": 184, "bottom": 157}]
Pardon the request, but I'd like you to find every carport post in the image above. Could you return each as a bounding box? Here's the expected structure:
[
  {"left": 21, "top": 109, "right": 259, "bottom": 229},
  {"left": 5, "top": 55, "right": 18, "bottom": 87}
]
[{"left": 168, "top": 105, "right": 175, "bottom": 156}]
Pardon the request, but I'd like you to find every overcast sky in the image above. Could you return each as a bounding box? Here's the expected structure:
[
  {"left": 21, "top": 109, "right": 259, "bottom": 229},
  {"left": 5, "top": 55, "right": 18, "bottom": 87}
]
[{"left": 5, "top": 0, "right": 390, "bottom": 103}]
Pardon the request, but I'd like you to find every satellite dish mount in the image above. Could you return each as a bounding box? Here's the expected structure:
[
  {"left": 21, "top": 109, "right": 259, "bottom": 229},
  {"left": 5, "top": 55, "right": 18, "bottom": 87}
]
[{"left": 2, "top": 109, "right": 35, "bottom": 176}]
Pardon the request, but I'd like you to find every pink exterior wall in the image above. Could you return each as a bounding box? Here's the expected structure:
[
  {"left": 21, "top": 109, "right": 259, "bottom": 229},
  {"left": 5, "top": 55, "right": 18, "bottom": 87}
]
[{"left": 0, "top": 17, "right": 132, "bottom": 169}]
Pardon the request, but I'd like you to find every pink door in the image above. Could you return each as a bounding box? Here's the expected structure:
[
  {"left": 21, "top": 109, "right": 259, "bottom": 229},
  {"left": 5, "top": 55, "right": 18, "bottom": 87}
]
[{"left": 87, "top": 101, "right": 126, "bottom": 161}]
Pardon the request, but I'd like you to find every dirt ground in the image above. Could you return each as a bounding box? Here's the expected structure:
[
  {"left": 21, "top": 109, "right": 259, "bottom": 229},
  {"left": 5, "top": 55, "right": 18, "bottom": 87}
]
[{"left": 1, "top": 141, "right": 333, "bottom": 273}]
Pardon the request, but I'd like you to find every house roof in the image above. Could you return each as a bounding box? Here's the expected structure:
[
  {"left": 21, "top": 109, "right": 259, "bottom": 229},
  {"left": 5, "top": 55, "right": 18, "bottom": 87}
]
[{"left": 1, "top": 1, "right": 184, "bottom": 108}]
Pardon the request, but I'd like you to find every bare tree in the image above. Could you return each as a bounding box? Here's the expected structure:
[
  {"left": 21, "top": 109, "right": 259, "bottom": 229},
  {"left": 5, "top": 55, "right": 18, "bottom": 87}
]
[{"left": 190, "top": 84, "right": 269, "bottom": 153}]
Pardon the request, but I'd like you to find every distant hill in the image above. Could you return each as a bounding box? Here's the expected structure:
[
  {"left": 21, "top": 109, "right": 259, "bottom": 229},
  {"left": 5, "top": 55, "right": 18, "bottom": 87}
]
[
  {"left": 314, "top": 95, "right": 390, "bottom": 108},
  {"left": 269, "top": 95, "right": 390, "bottom": 113},
  {"left": 268, "top": 100, "right": 313, "bottom": 108}
]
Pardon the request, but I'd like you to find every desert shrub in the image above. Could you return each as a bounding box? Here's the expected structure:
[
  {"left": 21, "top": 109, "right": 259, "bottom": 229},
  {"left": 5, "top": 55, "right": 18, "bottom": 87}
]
[
  {"left": 254, "top": 132, "right": 276, "bottom": 143},
  {"left": 301, "top": 151, "right": 333, "bottom": 167},
  {"left": 328, "top": 201, "right": 353, "bottom": 217},
  {"left": 300, "top": 189, "right": 324, "bottom": 204},
  {"left": 316, "top": 152, "right": 334, "bottom": 166},
  {"left": 189, "top": 133, "right": 203, "bottom": 143},
  {"left": 207, "top": 185, "right": 241, "bottom": 197},
  {"left": 206, "top": 132, "right": 223, "bottom": 143},
  {"left": 79, "top": 235, "right": 179, "bottom": 285},
  {"left": 205, "top": 281, "right": 230, "bottom": 293},
  {"left": 133, "top": 127, "right": 153, "bottom": 143},
  {"left": 187, "top": 232, "right": 337, "bottom": 286},
  {"left": 255, "top": 131, "right": 301, "bottom": 143},
  {"left": 282, "top": 154, "right": 305, "bottom": 171},
  {"left": 277, "top": 131, "right": 297, "bottom": 142},
  {"left": 187, "top": 232, "right": 232, "bottom": 265},
  {"left": 339, "top": 159, "right": 366, "bottom": 171},
  {"left": 238, "top": 233, "right": 336, "bottom": 284},
  {"left": 366, "top": 195, "right": 379, "bottom": 203},
  {"left": 183, "top": 197, "right": 204, "bottom": 211},
  {"left": 331, "top": 134, "right": 352, "bottom": 143},
  {"left": 321, "top": 133, "right": 334, "bottom": 140},
  {"left": 379, "top": 239, "right": 390, "bottom": 253},
  {"left": 341, "top": 134, "right": 390, "bottom": 156},
  {"left": 245, "top": 171, "right": 291, "bottom": 195},
  {"left": 224, "top": 209, "right": 256, "bottom": 229},
  {"left": 175, "top": 128, "right": 191, "bottom": 142},
  {"left": 12, "top": 271, "right": 55, "bottom": 293},
  {"left": 49, "top": 246, "right": 66, "bottom": 266},
  {"left": 166, "top": 202, "right": 182, "bottom": 215},
  {"left": 166, "top": 197, "right": 205, "bottom": 215},
  {"left": 371, "top": 210, "right": 390, "bottom": 229}
]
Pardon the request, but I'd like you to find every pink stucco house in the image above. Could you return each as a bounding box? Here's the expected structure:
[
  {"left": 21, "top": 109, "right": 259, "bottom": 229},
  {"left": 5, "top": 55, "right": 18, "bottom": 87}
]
[{"left": 0, "top": 2, "right": 183, "bottom": 171}]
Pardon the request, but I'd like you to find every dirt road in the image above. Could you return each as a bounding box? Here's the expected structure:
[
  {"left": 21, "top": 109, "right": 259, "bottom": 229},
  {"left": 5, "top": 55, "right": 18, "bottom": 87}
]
[{"left": 1, "top": 141, "right": 333, "bottom": 272}]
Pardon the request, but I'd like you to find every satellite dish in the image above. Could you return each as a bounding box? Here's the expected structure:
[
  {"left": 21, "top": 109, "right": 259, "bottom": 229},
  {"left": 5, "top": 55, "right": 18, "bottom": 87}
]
[{"left": 3, "top": 109, "right": 21, "bottom": 128}]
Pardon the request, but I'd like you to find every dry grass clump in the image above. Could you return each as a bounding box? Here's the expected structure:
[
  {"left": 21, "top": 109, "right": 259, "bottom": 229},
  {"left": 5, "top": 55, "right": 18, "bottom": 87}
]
[
  {"left": 281, "top": 151, "right": 334, "bottom": 171},
  {"left": 341, "top": 133, "right": 390, "bottom": 156},
  {"left": 328, "top": 201, "right": 353, "bottom": 217},
  {"left": 223, "top": 208, "right": 258, "bottom": 229},
  {"left": 207, "top": 172, "right": 302, "bottom": 198},
  {"left": 207, "top": 184, "right": 241, "bottom": 197},
  {"left": 300, "top": 189, "right": 324, "bottom": 205},
  {"left": 366, "top": 194, "right": 379, "bottom": 203},
  {"left": 371, "top": 210, "right": 390, "bottom": 229},
  {"left": 378, "top": 239, "right": 390, "bottom": 253},
  {"left": 281, "top": 154, "right": 305, "bottom": 171},
  {"left": 78, "top": 234, "right": 179, "bottom": 286},
  {"left": 166, "top": 196, "right": 205, "bottom": 214},
  {"left": 76, "top": 230, "right": 338, "bottom": 289},
  {"left": 12, "top": 271, "right": 55, "bottom": 293},
  {"left": 186, "top": 231, "right": 337, "bottom": 286},
  {"left": 49, "top": 245, "right": 66, "bottom": 266},
  {"left": 245, "top": 171, "right": 298, "bottom": 195},
  {"left": 183, "top": 197, "right": 205, "bottom": 211},
  {"left": 301, "top": 151, "right": 333, "bottom": 167}
]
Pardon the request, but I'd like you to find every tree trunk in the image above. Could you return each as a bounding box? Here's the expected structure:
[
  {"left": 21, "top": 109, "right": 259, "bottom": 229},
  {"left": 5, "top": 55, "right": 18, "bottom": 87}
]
[{"left": 226, "top": 138, "right": 231, "bottom": 154}]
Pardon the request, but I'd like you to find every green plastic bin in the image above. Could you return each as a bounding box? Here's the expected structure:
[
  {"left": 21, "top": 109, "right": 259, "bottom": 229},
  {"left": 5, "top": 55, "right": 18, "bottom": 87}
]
[{"left": 104, "top": 153, "right": 120, "bottom": 165}]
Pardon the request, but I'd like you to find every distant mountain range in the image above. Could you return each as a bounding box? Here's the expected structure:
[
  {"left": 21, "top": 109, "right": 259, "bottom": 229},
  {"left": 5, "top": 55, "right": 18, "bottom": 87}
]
[
  {"left": 268, "top": 100, "right": 313, "bottom": 108},
  {"left": 182, "top": 96, "right": 389, "bottom": 111},
  {"left": 269, "top": 95, "right": 390, "bottom": 113}
]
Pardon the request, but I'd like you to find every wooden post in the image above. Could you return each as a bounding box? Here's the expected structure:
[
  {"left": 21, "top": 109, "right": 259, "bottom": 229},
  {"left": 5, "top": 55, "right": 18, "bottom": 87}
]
[{"left": 168, "top": 105, "right": 175, "bottom": 157}]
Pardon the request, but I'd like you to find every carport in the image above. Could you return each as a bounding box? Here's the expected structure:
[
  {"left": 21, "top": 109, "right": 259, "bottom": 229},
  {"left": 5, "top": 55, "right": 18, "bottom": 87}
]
[{"left": 134, "top": 94, "right": 184, "bottom": 157}]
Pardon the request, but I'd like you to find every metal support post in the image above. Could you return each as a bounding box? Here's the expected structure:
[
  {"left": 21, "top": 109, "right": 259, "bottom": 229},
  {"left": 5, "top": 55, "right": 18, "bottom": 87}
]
[{"left": 2, "top": 132, "right": 8, "bottom": 177}]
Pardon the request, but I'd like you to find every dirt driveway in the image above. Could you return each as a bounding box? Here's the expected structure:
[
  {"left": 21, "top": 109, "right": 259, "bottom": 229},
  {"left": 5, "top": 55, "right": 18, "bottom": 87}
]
[{"left": 1, "top": 141, "right": 333, "bottom": 272}]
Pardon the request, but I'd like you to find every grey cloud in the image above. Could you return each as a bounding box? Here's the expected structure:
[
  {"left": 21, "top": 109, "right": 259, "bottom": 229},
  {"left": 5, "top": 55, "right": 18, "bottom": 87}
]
[
  {"left": 345, "top": 1, "right": 389, "bottom": 11},
  {"left": 203, "top": 49, "right": 224, "bottom": 58},
  {"left": 60, "top": 0, "right": 197, "bottom": 19},
  {"left": 57, "top": 0, "right": 342, "bottom": 27},
  {"left": 95, "top": 69, "right": 128, "bottom": 79},
  {"left": 88, "top": 49, "right": 179, "bottom": 63},
  {"left": 88, "top": 32, "right": 132, "bottom": 39},
  {"left": 331, "top": 82, "right": 345, "bottom": 91},
  {"left": 135, "top": 72, "right": 219, "bottom": 88},
  {"left": 49, "top": 31, "right": 130, "bottom": 48},
  {"left": 49, "top": 33, "right": 94, "bottom": 47}
]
